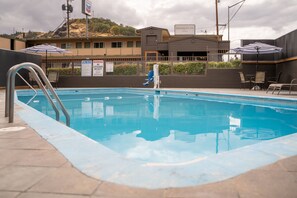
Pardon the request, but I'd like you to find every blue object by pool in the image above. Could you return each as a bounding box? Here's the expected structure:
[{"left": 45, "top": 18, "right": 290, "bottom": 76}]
[
  {"left": 143, "top": 70, "right": 154, "bottom": 86},
  {"left": 16, "top": 88, "right": 297, "bottom": 188}
]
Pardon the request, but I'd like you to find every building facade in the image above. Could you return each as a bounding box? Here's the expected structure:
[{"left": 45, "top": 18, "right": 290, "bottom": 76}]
[
  {"left": 23, "top": 26, "right": 230, "bottom": 66},
  {"left": 138, "top": 26, "right": 229, "bottom": 62}
]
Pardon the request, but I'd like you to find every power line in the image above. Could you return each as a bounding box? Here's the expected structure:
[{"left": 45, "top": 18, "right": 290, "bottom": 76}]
[{"left": 229, "top": 0, "right": 246, "bottom": 23}]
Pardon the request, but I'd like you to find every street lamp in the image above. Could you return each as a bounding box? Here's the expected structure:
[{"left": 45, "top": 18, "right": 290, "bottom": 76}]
[{"left": 228, "top": 0, "right": 245, "bottom": 60}]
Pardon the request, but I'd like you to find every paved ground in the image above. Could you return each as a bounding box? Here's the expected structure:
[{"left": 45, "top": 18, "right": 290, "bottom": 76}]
[{"left": 0, "top": 88, "right": 297, "bottom": 198}]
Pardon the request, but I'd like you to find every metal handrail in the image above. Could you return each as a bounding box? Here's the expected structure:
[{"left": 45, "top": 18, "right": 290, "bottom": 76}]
[
  {"left": 5, "top": 62, "right": 70, "bottom": 126},
  {"left": 16, "top": 72, "right": 38, "bottom": 105}
]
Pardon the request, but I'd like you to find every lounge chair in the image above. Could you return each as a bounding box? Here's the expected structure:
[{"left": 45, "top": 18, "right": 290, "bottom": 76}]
[
  {"left": 251, "top": 71, "right": 265, "bottom": 90},
  {"left": 239, "top": 72, "right": 250, "bottom": 89},
  {"left": 48, "top": 71, "right": 59, "bottom": 88},
  {"left": 266, "top": 78, "right": 297, "bottom": 95},
  {"left": 267, "top": 72, "right": 282, "bottom": 85}
]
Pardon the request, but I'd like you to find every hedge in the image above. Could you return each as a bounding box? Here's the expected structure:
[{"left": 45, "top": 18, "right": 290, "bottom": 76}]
[
  {"left": 48, "top": 68, "right": 81, "bottom": 76},
  {"left": 208, "top": 60, "right": 241, "bottom": 69},
  {"left": 172, "top": 62, "right": 206, "bottom": 75},
  {"left": 113, "top": 64, "right": 137, "bottom": 75},
  {"left": 47, "top": 60, "right": 239, "bottom": 76},
  {"left": 146, "top": 63, "right": 171, "bottom": 75}
]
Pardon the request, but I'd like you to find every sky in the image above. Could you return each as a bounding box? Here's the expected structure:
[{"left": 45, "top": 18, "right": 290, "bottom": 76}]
[{"left": 0, "top": 0, "right": 296, "bottom": 47}]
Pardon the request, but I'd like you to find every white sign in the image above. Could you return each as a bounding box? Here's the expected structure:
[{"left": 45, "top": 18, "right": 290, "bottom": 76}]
[
  {"left": 106, "top": 62, "right": 114, "bottom": 72},
  {"left": 93, "top": 60, "right": 104, "bottom": 76},
  {"left": 174, "top": 24, "right": 196, "bottom": 35},
  {"left": 81, "top": 60, "right": 92, "bottom": 76},
  {"left": 82, "top": 0, "right": 92, "bottom": 16}
]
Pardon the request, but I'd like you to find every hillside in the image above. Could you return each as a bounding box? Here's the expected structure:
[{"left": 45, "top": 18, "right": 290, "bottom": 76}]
[{"left": 1, "top": 17, "right": 138, "bottom": 39}]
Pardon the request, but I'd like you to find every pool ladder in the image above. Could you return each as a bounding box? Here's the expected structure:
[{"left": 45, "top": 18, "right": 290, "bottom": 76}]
[{"left": 5, "top": 62, "right": 70, "bottom": 126}]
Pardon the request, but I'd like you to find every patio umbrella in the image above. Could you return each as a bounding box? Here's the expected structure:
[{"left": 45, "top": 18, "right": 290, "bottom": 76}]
[
  {"left": 232, "top": 42, "right": 282, "bottom": 71},
  {"left": 21, "top": 44, "right": 68, "bottom": 72}
]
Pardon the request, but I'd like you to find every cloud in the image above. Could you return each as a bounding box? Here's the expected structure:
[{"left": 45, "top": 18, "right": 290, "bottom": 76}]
[{"left": 0, "top": 0, "right": 296, "bottom": 42}]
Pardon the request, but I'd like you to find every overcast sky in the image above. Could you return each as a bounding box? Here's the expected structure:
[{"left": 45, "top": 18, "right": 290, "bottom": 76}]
[{"left": 0, "top": 0, "right": 296, "bottom": 47}]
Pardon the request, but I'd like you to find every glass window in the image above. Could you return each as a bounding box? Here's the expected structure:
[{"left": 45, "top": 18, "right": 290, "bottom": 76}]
[
  {"left": 84, "top": 42, "right": 91, "bottom": 48},
  {"left": 66, "top": 43, "right": 72, "bottom": 49},
  {"left": 127, "top": 41, "right": 133, "bottom": 48},
  {"left": 76, "top": 42, "right": 82, "bottom": 48},
  {"left": 111, "top": 42, "right": 122, "bottom": 48},
  {"left": 94, "top": 42, "right": 104, "bottom": 48},
  {"left": 136, "top": 41, "right": 141, "bottom": 47},
  {"left": 61, "top": 43, "right": 66, "bottom": 49}
]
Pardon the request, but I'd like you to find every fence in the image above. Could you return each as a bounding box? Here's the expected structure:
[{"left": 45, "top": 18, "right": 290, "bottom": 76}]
[{"left": 47, "top": 54, "right": 242, "bottom": 77}]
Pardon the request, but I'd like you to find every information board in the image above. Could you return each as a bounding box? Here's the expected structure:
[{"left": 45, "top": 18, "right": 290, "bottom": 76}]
[
  {"left": 81, "top": 60, "right": 92, "bottom": 76},
  {"left": 93, "top": 60, "right": 104, "bottom": 76},
  {"left": 106, "top": 62, "right": 114, "bottom": 72}
]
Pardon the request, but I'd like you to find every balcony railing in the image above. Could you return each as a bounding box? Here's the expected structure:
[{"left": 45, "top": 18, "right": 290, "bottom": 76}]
[{"left": 46, "top": 47, "right": 142, "bottom": 57}]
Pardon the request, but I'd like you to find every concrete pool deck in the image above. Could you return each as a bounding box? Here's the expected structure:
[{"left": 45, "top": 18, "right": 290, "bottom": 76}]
[{"left": 0, "top": 88, "right": 297, "bottom": 197}]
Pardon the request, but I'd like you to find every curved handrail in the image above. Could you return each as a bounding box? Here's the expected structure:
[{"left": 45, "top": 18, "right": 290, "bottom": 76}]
[
  {"left": 5, "top": 62, "right": 70, "bottom": 126},
  {"left": 16, "top": 72, "right": 38, "bottom": 100}
]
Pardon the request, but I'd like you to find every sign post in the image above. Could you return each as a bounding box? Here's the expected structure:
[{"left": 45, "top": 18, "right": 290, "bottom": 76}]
[{"left": 82, "top": 0, "right": 92, "bottom": 38}]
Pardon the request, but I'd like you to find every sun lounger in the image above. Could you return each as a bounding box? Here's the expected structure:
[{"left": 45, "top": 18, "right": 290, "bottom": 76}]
[{"left": 266, "top": 78, "right": 297, "bottom": 95}]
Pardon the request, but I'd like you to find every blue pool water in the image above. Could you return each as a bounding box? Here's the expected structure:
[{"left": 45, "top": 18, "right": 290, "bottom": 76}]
[{"left": 17, "top": 89, "right": 297, "bottom": 164}]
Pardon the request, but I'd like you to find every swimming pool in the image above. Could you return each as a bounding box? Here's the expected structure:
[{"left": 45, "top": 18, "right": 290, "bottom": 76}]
[{"left": 16, "top": 88, "right": 297, "bottom": 188}]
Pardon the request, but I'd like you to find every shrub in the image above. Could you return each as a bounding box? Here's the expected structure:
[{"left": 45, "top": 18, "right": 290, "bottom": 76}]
[
  {"left": 173, "top": 63, "right": 187, "bottom": 74},
  {"left": 146, "top": 63, "right": 171, "bottom": 75},
  {"left": 208, "top": 60, "right": 241, "bottom": 69},
  {"left": 173, "top": 62, "right": 206, "bottom": 75},
  {"left": 159, "top": 63, "right": 171, "bottom": 75},
  {"left": 113, "top": 64, "right": 137, "bottom": 75},
  {"left": 230, "top": 59, "right": 241, "bottom": 68},
  {"left": 186, "top": 62, "right": 206, "bottom": 74},
  {"left": 47, "top": 68, "right": 81, "bottom": 76}
]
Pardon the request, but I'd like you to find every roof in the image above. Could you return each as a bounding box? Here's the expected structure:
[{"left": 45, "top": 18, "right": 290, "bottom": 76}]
[
  {"left": 168, "top": 35, "right": 223, "bottom": 43},
  {"left": 136, "top": 26, "right": 170, "bottom": 36},
  {"left": 26, "top": 35, "right": 141, "bottom": 42}
]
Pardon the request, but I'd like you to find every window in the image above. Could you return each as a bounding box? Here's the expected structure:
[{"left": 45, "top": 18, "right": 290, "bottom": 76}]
[
  {"left": 61, "top": 43, "right": 66, "bottom": 49},
  {"left": 61, "top": 43, "right": 72, "bottom": 49},
  {"left": 94, "top": 42, "right": 104, "bottom": 48},
  {"left": 66, "top": 43, "right": 72, "bottom": 49},
  {"left": 146, "top": 52, "right": 157, "bottom": 61},
  {"left": 111, "top": 42, "right": 122, "bottom": 48},
  {"left": 136, "top": 41, "right": 141, "bottom": 47},
  {"left": 84, "top": 42, "right": 91, "bottom": 48},
  {"left": 127, "top": 41, "right": 133, "bottom": 48},
  {"left": 76, "top": 42, "right": 82, "bottom": 48}
]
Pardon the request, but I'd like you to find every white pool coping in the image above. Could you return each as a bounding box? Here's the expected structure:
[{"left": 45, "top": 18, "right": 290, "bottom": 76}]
[{"left": 16, "top": 89, "right": 297, "bottom": 189}]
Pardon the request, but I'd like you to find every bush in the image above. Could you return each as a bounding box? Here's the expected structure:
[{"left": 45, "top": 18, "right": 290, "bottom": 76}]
[
  {"left": 230, "top": 59, "right": 241, "bottom": 68},
  {"left": 146, "top": 63, "right": 171, "bottom": 75},
  {"left": 47, "top": 68, "right": 81, "bottom": 76},
  {"left": 208, "top": 60, "right": 241, "bottom": 69},
  {"left": 173, "top": 62, "right": 206, "bottom": 75},
  {"left": 113, "top": 64, "right": 137, "bottom": 75}
]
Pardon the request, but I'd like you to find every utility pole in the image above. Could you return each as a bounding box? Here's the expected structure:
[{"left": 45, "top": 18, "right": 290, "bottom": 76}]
[
  {"left": 67, "top": 0, "right": 70, "bottom": 38},
  {"left": 62, "top": 0, "right": 73, "bottom": 38},
  {"left": 215, "top": 0, "right": 219, "bottom": 36}
]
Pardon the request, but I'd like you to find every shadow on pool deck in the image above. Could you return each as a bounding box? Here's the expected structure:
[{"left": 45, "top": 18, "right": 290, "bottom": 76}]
[{"left": 0, "top": 89, "right": 297, "bottom": 198}]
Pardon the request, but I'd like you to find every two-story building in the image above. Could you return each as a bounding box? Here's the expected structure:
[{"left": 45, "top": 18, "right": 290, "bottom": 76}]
[{"left": 23, "top": 26, "right": 229, "bottom": 68}]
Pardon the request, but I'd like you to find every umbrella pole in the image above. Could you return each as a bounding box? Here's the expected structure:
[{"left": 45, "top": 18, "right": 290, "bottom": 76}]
[
  {"left": 45, "top": 50, "right": 48, "bottom": 74},
  {"left": 256, "top": 52, "right": 259, "bottom": 72}
]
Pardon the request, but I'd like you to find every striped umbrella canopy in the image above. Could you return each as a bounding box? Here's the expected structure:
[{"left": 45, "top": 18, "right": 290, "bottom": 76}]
[
  {"left": 232, "top": 42, "right": 282, "bottom": 70},
  {"left": 21, "top": 44, "right": 68, "bottom": 71}
]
